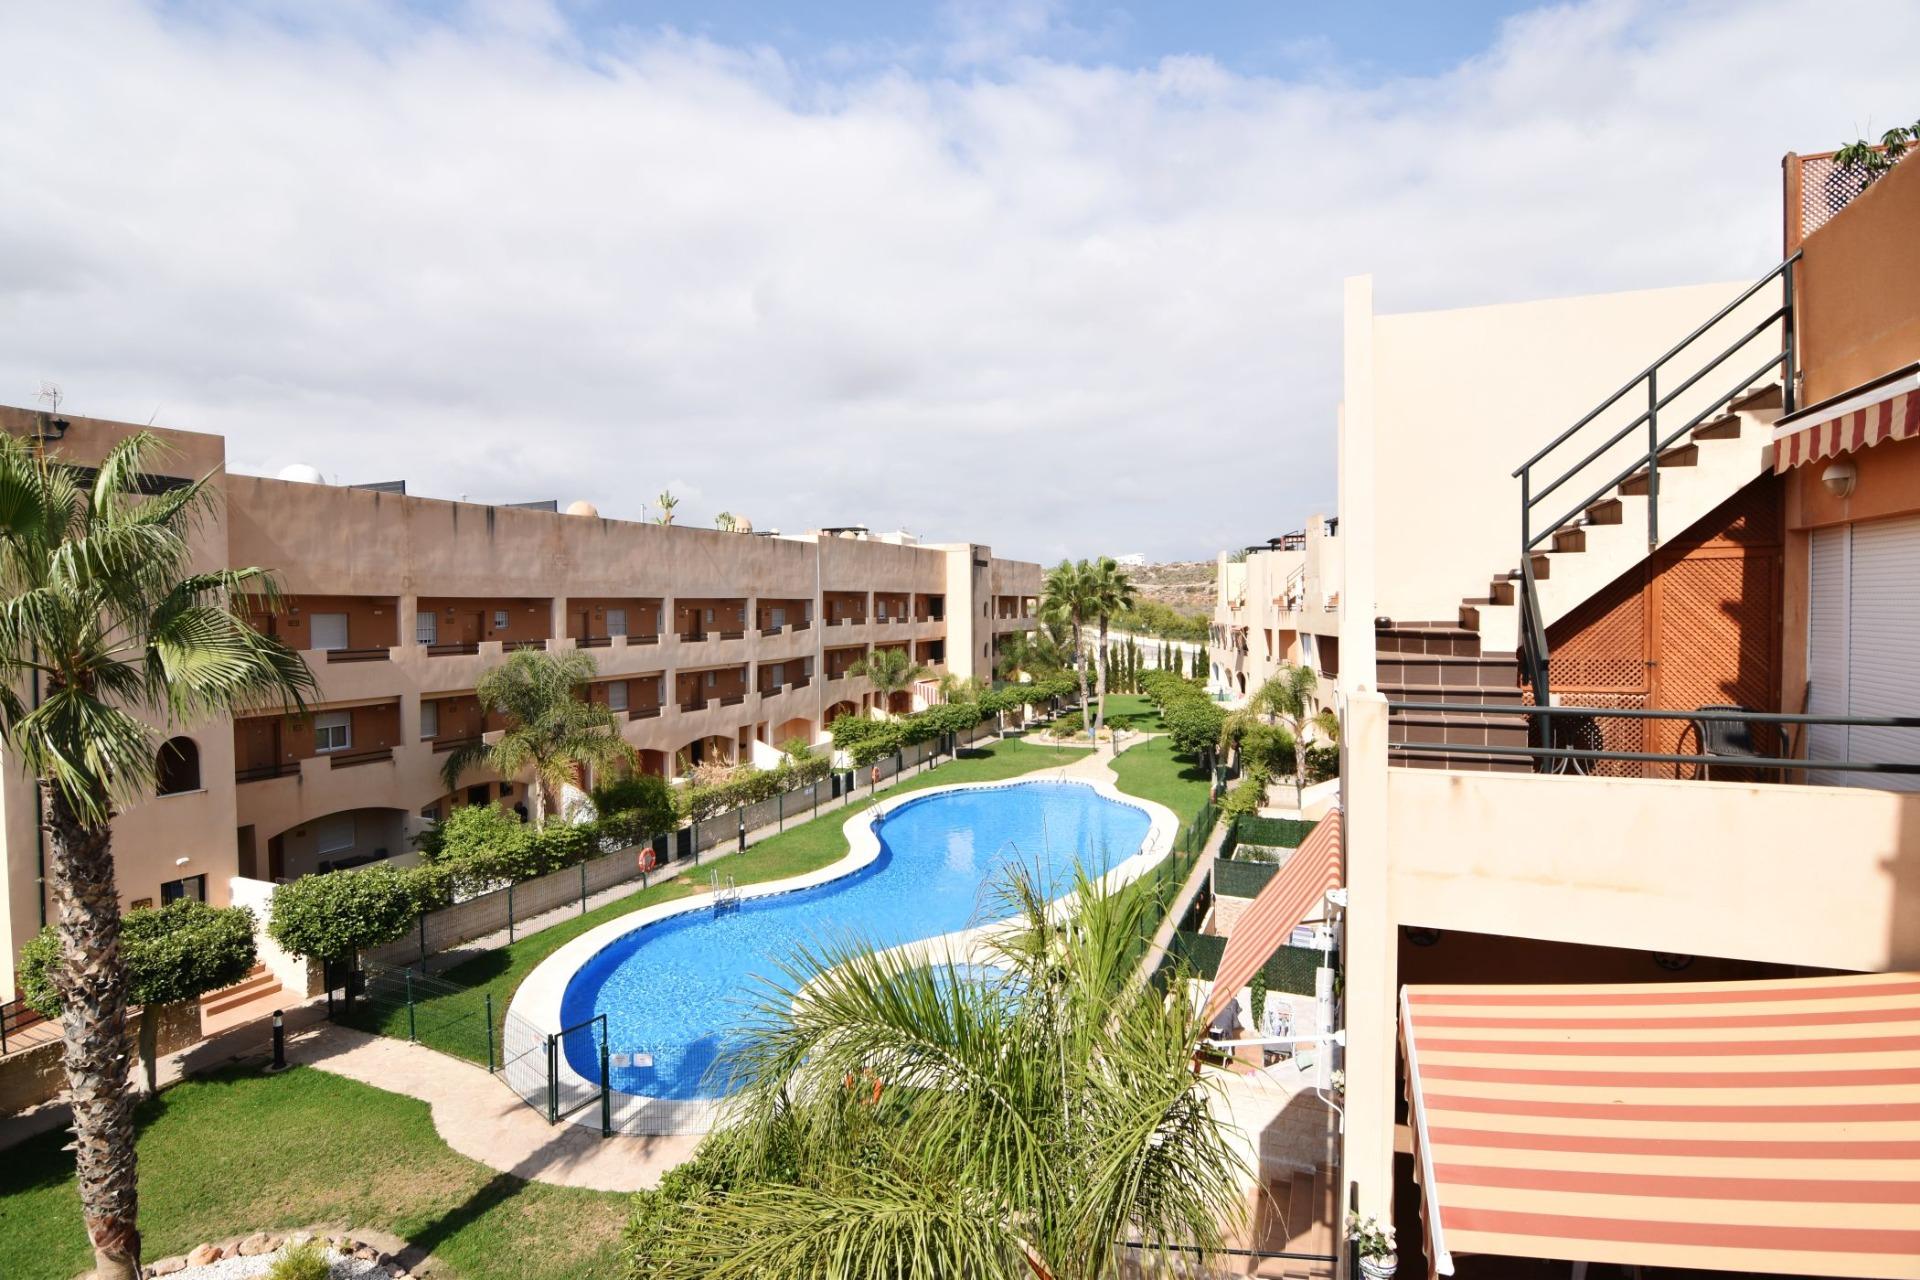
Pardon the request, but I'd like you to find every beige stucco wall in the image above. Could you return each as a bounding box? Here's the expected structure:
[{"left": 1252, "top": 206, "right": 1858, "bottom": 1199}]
[
  {"left": 1385, "top": 766, "right": 1920, "bottom": 972},
  {"left": 1364, "top": 279, "right": 1772, "bottom": 622}
]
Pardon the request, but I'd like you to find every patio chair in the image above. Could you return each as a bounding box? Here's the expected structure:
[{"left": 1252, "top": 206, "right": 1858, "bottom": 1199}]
[
  {"left": 1546, "top": 712, "right": 1605, "bottom": 775},
  {"left": 1260, "top": 1003, "right": 1293, "bottom": 1065},
  {"left": 1693, "top": 704, "right": 1771, "bottom": 781}
]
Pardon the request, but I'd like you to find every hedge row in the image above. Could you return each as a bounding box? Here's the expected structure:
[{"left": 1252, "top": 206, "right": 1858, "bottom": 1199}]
[
  {"left": 828, "top": 676, "right": 1077, "bottom": 767},
  {"left": 1139, "top": 670, "right": 1224, "bottom": 760},
  {"left": 1235, "top": 814, "right": 1319, "bottom": 851}
]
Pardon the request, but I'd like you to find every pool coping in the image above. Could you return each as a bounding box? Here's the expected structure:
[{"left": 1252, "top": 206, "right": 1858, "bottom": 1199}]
[{"left": 504, "top": 765, "right": 1179, "bottom": 1132}]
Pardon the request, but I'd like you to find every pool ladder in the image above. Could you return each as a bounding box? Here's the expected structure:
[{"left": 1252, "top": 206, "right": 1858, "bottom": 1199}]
[{"left": 709, "top": 870, "right": 740, "bottom": 913}]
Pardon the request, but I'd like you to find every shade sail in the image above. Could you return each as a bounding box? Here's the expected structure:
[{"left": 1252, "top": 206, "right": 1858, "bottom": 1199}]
[
  {"left": 1773, "top": 364, "right": 1920, "bottom": 473},
  {"left": 1200, "top": 808, "right": 1341, "bottom": 1023},
  {"left": 1401, "top": 971, "right": 1920, "bottom": 1279}
]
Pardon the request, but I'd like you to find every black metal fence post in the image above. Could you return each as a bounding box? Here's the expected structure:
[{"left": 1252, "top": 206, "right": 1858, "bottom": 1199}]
[
  {"left": 418, "top": 912, "right": 428, "bottom": 962},
  {"left": 545, "top": 1034, "right": 559, "bottom": 1123},
  {"left": 507, "top": 882, "right": 516, "bottom": 942},
  {"left": 485, "top": 993, "right": 495, "bottom": 1073},
  {"left": 405, "top": 969, "right": 417, "bottom": 1042},
  {"left": 737, "top": 810, "right": 747, "bottom": 853},
  {"left": 599, "top": 1019, "right": 612, "bottom": 1138}
]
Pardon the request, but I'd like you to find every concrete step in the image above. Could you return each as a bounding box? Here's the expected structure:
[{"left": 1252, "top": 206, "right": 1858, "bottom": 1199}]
[
  {"left": 1618, "top": 443, "right": 1700, "bottom": 495},
  {"left": 1377, "top": 652, "right": 1522, "bottom": 689},
  {"left": 1730, "top": 382, "right": 1783, "bottom": 413},
  {"left": 202, "top": 965, "right": 280, "bottom": 1017},
  {"left": 1374, "top": 621, "right": 1483, "bottom": 657},
  {"left": 1692, "top": 412, "right": 1743, "bottom": 441}
]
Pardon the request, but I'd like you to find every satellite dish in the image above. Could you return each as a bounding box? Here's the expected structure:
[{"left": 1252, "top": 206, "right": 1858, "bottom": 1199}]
[
  {"left": 276, "top": 463, "right": 327, "bottom": 485},
  {"left": 566, "top": 499, "right": 600, "bottom": 517}
]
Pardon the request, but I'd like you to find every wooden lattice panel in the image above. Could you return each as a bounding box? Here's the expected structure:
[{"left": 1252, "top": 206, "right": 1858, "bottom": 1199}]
[{"left": 1544, "top": 478, "right": 1782, "bottom": 779}]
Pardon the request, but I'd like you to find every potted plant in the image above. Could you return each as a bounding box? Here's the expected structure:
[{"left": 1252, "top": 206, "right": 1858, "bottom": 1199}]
[{"left": 1349, "top": 1214, "right": 1396, "bottom": 1280}]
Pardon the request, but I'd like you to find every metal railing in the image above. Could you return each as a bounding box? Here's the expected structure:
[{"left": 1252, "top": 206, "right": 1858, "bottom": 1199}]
[
  {"left": 0, "top": 998, "right": 46, "bottom": 1056},
  {"left": 332, "top": 960, "right": 497, "bottom": 1070},
  {"left": 1386, "top": 701, "right": 1920, "bottom": 777},
  {"left": 1514, "top": 254, "right": 1799, "bottom": 559}
]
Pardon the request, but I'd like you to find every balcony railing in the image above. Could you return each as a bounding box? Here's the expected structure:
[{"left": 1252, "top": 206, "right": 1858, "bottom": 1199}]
[
  {"left": 680, "top": 699, "right": 709, "bottom": 713},
  {"left": 328, "top": 746, "right": 395, "bottom": 769},
  {"left": 236, "top": 760, "right": 299, "bottom": 784},
  {"left": 427, "top": 642, "right": 479, "bottom": 657},
  {"left": 627, "top": 705, "right": 662, "bottom": 721},
  {"left": 325, "top": 647, "right": 391, "bottom": 663},
  {"left": 679, "top": 630, "right": 706, "bottom": 643},
  {"left": 718, "top": 629, "right": 745, "bottom": 641},
  {"left": 719, "top": 693, "right": 745, "bottom": 707},
  {"left": 502, "top": 639, "right": 548, "bottom": 653},
  {"left": 578, "top": 635, "right": 612, "bottom": 648},
  {"left": 760, "top": 625, "right": 783, "bottom": 636},
  {"left": 1386, "top": 701, "right": 1920, "bottom": 781},
  {"left": 431, "top": 735, "right": 480, "bottom": 754},
  {"left": 791, "top": 619, "right": 811, "bottom": 632},
  {"left": 629, "top": 633, "right": 660, "bottom": 645},
  {"left": 788, "top": 675, "right": 810, "bottom": 690}
]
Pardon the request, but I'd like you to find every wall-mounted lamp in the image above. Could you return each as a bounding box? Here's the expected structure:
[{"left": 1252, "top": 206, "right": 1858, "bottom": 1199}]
[
  {"left": 1405, "top": 927, "right": 1442, "bottom": 947},
  {"left": 1821, "top": 459, "right": 1857, "bottom": 499},
  {"left": 32, "top": 412, "right": 69, "bottom": 443}
]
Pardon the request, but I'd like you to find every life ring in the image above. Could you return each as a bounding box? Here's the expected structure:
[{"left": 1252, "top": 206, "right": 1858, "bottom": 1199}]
[{"left": 638, "top": 847, "right": 658, "bottom": 874}]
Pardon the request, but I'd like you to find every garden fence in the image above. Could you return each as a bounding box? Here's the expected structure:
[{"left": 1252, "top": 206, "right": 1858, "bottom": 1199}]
[
  {"left": 1164, "top": 930, "right": 1329, "bottom": 996},
  {"left": 332, "top": 960, "right": 497, "bottom": 1069},
  {"left": 367, "top": 719, "right": 998, "bottom": 969}
]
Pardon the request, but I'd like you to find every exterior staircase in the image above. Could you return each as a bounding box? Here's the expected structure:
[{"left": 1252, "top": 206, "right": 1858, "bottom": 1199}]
[
  {"left": 200, "top": 963, "right": 282, "bottom": 1026},
  {"left": 1229, "top": 1166, "right": 1337, "bottom": 1279},
  {"left": 1378, "top": 254, "right": 1800, "bottom": 771},
  {"left": 1457, "top": 382, "right": 1787, "bottom": 649}
]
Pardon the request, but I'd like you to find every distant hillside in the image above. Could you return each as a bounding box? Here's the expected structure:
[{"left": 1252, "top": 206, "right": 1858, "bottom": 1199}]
[{"left": 1126, "top": 560, "right": 1214, "bottom": 615}]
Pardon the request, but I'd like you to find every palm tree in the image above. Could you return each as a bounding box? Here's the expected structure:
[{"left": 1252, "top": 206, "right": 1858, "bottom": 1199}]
[
  {"left": 0, "top": 432, "right": 316, "bottom": 1280},
  {"left": 848, "top": 645, "right": 929, "bottom": 718},
  {"left": 439, "top": 648, "right": 635, "bottom": 828},
  {"left": 633, "top": 865, "right": 1248, "bottom": 1278},
  {"left": 1084, "top": 557, "right": 1137, "bottom": 743},
  {"left": 655, "top": 490, "right": 679, "bottom": 525},
  {"left": 714, "top": 511, "right": 738, "bottom": 532},
  {"left": 1042, "top": 558, "right": 1095, "bottom": 741},
  {"left": 1253, "top": 663, "right": 1339, "bottom": 809}
]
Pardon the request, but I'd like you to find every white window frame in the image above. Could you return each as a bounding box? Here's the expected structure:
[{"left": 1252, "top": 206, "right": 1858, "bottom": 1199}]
[
  {"left": 415, "top": 611, "right": 438, "bottom": 645},
  {"left": 310, "top": 612, "right": 349, "bottom": 652},
  {"left": 606, "top": 608, "right": 628, "bottom": 637},
  {"left": 706, "top": 671, "right": 718, "bottom": 689},
  {"left": 607, "top": 681, "right": 628, "bottom": 711},
  {"left": 314, "top": 710, "right": 352, "bottom": 753},
  {"left": 419, "top": 700, "right": 439, "bottom": 740},
  {"left": 493, "top": 609, "right": 509, "bottom": 631}
]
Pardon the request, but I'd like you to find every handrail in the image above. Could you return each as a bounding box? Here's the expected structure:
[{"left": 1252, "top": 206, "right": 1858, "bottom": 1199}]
[
  {"left": 1388, "top": 700, "right": 1920, "bottom": 727},
  {"left": 1513, "top": 254, "right": 1801, "bottom": 476}
]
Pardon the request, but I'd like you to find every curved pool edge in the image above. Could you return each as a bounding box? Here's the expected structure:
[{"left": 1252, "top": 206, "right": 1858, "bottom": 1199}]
[{"left": 505, "top": 765, "right": 1179, "bottom": 1131}]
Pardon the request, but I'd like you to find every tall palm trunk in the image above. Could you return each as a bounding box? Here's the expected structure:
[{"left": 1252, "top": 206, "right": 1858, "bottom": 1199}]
[
  {"left": 1293, "top": 726, "right": 1308, "bottom": 811},
  {"left": 46, "top": 784, "right": 142, "bottom": 1280},
  {"left": 1092, "top": 617, "right": 1111, "bottom": 742},
  {"left": 1070, "top": 617, "right": 1089, "bottom": 734},
  {"left": 527, "top": 777, "right": 549, "bottom": 829}
]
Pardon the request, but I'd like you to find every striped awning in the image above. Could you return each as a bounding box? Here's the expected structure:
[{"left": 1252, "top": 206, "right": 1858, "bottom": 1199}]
[
  {"left": 1772, "top": 364, "right": 1920, "bottom": 473},
  {"left": 1401, "top": 971, "right": 1920, "bottom": 1279},
  {"left": 1200, "top": 808, "right": 1341, "bottom": 1023}
]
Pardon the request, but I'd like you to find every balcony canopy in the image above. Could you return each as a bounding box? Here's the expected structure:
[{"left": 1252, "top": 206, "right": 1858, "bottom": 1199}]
[
  {"left": 1200, "top": 808, "right": 1341, "bottom": 1023},
  {"left": 1772, "top": 361, "right": 1920, "bottom": 473},
  {"left": 1401, "top": 970, "right": 1920, "bottom": 1279}
]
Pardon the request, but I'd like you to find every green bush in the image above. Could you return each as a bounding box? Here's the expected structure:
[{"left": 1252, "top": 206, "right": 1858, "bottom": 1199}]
[
  {"left": 1163, "top": 697, "right": 1225, "bottom": 760},
  {"left": 268, "top": 864, "right": 426, "bottom": 963},
  {"left": 679, "top": 754, "right": 833, "bottom": 822},
  {"left": 267, "top": 1241, "right": 330, "bottom": 1280},
  {"left": 1220, "top": 770, "right": 1268, "bottom": 820},
  {"left": 1306, "top": 744, "right": 1340, "bottom": 783},
  {"left": 18, "top": 900, "right": 258, "bottom": 1018},
  {"left": 1236, "top": 815, "right": 1318, "bottom": 851},
  {"left": 1053, "top": 711, "right": 1084, "bottom": 737},
  {"left": 592, "top": 772, "right": 677, "bottom": 833}
]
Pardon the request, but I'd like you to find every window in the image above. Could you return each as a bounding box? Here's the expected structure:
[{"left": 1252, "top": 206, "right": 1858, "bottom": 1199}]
[
  {"left": 415, "top": 611, "right": 438, "bottom": 645},
  {"left": 419, "top": 700, "right": 439, "bottom": 740},
  {"left": 606, "top": 608, "right": 627, "bottom": 637},
  {"left": 706, "top": 671, "right": 718, "bottom": 688},
  {"left": 607, "top": 681, "right": 628, "bottom": 711},
  {"left": 766, "top": 663, "right": 784, "bottom": 689},
  {"left": 160, "top": 874, "right": 206, "bottom": 904},
  {"left": 314, "top": 710, "right": 352, "bottom": 753},
  {"left": 313, "top": 813, "right": 355, "bottom": 854},
  {"left": 704, "top": 607, "right": 714, "bottom": 625},
  {"left": 155, "top": 737, "right": 200, "bottom": 795},
  {"left": 493, "top": 609, "right": 509, "bottom": 631},
  {"left": 310, "top": 612, "right": 349, "bottom": 651}
]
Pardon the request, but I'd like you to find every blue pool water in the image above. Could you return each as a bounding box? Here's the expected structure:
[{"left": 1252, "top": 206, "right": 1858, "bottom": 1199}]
[{"left": 557, "top": 780, "right": 1151, "bottom": 1099}]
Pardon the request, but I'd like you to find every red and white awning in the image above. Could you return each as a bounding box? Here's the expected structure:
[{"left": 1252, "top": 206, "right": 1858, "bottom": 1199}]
[
  {"left": 1200, "top": 809, "right": 1342, "bottom": 1022},
  {"left": 1773, "top": 364, "right": 1920, "bottom": 473},
  {"left": 1402, "top": 971, "right": 1920, "bottom": 1279}
]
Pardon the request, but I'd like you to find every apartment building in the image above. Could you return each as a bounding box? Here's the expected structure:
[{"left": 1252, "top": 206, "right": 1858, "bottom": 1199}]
[
  {"left": 0, "top": 411, "right": 1039, "bottom": 992},
  {"left": 1206, "top": 144, "right": 1920, "bottom": 1279},
  {"left": 1208, "top": 516, "right": 1342, "bottom": 703}
]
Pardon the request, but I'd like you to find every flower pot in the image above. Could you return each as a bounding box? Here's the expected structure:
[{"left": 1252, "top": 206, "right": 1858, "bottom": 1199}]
[{"left": 1359, "top": 1254, "right": 1398, "bottom": 1280}]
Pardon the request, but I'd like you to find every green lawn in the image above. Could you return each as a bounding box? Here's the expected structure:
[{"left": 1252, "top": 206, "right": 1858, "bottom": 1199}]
[
  {"left": 1096, "top": 692, "right": 1165, "bottom": 733},
  {"left": 1110, "top": 734, "right": 1214, "bottom": 848},
  {"left": 0, "top": 1067, "right": 630, "bottom": 1280},
  {"left": 348, "top": 737, "right": 1084, "bottom": 1061}
]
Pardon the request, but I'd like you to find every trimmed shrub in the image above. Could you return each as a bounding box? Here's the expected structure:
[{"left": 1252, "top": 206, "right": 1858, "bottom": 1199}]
[
  {"left": 592, "top": 772, "right": 677, "bottom": 834},
  {"left": 1163, "top": 697, "right": 1225, "bottom": 760},
  {"left": 268, "top": 864, "right": 426, "bottom": 963},
  {"left": 18, "top": 900, "right": 257, "bottom": 1019},
  {"left": 267, "top": 1242, "right": 331, "bottom": 1280}
]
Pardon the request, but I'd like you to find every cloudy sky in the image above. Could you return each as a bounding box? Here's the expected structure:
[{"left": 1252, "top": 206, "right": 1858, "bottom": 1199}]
[{"left": 1, "top": 1, "right": 1913, "bottom": 563}]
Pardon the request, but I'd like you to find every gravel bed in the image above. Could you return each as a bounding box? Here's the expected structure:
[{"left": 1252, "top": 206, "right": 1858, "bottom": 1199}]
[{"left": 166, "top": 1246, "right": 381, "bottom": 1279}]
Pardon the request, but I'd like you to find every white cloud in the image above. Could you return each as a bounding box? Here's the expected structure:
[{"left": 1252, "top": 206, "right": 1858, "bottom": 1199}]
[{"left": 0, "top": 0, "right": 1912, "bottom": 562}]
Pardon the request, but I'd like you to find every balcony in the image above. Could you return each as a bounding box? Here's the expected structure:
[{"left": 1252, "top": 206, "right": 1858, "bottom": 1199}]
[
  {"left": 431, "top": 735, "right": 480, "bottom": 754},
  {"left": 680, "top": 698, "right": 709, "bottom": 714},
  {"left": 327, "top": 746, "right": 394, "bottom": 770},
  {"left": 674, "top": 597, "right": 748, "bottom": 644},
  {"left": 578, "top": 635, "right": 611, "bottom": 649},
  {"left": 236, "top": 760, "right": 299, "bottom": 784},
  {"left": 427, "top": 641, "right": 480, "bottom": 657},
  {"left": 324, "top": 647, "right": 393, "bottom": 664},
  {"left": 628, "top": 705, "right": 662, "bottom": 721},
  {"left": 567, "top": 597, "right": 663, "bottom": 649},
  {"left": 416, "top": 596, "right": 553, "bottom": 654}
]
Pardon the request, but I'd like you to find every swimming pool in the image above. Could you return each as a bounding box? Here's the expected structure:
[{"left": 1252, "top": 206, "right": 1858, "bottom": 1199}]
[{"left": 554, "top": 779, "right": 1154, "bottom": 1100}]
